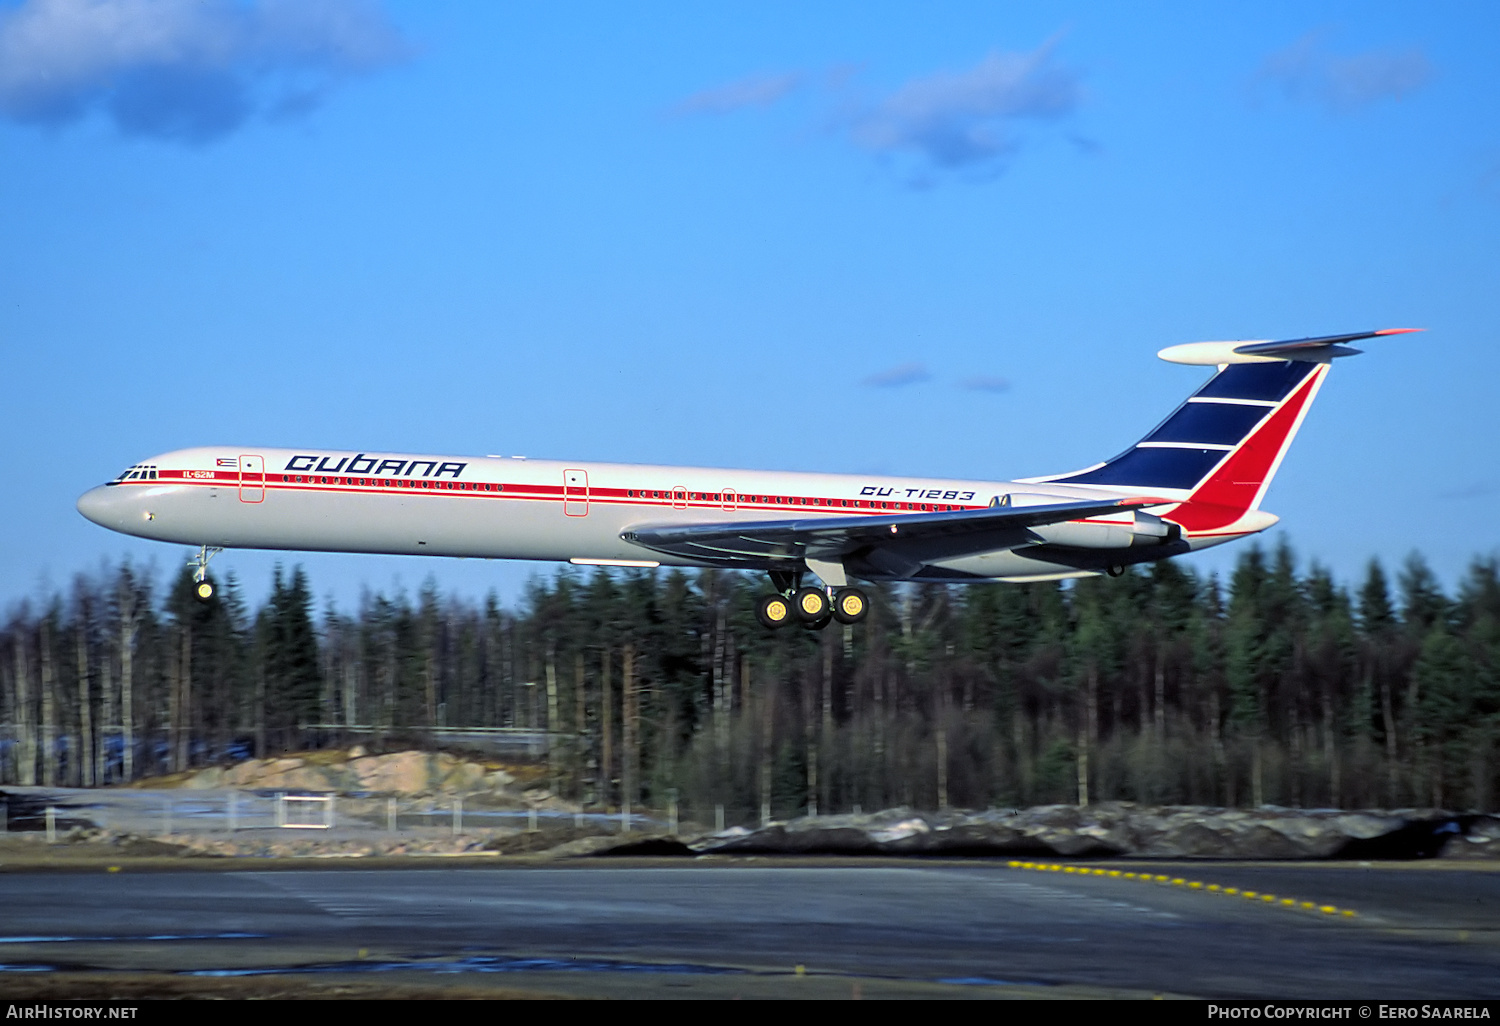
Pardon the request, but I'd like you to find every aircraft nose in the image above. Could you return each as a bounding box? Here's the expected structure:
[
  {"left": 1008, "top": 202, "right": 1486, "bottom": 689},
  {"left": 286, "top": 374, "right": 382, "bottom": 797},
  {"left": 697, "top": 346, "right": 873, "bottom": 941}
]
[{"left": 77, "top": 485, "right": 130, "bottom": 530}]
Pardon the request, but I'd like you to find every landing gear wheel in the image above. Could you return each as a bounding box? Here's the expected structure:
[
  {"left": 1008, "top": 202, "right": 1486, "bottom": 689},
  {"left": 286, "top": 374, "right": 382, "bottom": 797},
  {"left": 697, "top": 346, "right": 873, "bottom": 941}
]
[
  {"left": 187, "top": 545, "right": 224, "bottom": 604},
  {"left": 793, "top": 586, "right": 830, "bottom": 623},
  {"left": 801, "top": 613, "right": 833, "bottom": 631},
  {"left": 757, "top": 594, "right": 793, "bottom": 629},
  {"left": 1106, "top": 564, "right": 1126, "bottom": 578},
  {"left": 831, "top": 587, "right": 869, "bottom": 625}
]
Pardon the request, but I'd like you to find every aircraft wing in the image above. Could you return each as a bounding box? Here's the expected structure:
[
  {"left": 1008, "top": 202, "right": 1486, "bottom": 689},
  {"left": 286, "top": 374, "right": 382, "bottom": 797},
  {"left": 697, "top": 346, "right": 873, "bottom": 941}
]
[{"left": 621, "top": 497, "right": 1161, "bottom": 572}]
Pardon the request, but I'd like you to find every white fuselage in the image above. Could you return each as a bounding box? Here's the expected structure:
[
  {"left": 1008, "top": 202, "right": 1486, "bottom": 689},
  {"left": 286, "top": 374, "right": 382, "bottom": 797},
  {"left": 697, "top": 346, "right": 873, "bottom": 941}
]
[{"left": 77, "top": 445, "right": 1253, "bottom": 583}]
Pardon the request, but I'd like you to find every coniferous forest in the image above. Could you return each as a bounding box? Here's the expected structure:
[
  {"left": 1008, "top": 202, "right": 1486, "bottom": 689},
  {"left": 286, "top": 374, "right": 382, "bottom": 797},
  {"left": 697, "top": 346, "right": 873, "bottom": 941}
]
[{"left": 2, "top": 543, "right": 1497, "bottom": 820}]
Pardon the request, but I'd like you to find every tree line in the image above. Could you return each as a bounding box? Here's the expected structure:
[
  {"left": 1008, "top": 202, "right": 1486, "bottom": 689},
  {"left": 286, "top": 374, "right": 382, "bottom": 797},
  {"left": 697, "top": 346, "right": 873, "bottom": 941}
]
[{"left": 2, "top": 544, "right": 1497, "bottom": 818}]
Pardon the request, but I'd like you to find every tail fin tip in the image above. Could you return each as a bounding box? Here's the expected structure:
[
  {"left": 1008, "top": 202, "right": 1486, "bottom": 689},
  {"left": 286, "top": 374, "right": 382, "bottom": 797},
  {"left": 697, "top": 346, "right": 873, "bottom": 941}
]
[{"left": 1160, "top": 328, "right": 1423, "bottom": 366}]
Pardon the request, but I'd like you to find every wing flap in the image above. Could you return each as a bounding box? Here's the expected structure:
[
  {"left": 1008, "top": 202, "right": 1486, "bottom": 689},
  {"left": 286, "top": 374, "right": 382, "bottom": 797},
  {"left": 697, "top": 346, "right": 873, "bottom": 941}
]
[{"left": 622, "top": 497, "right": 1160, "bottom": 568}]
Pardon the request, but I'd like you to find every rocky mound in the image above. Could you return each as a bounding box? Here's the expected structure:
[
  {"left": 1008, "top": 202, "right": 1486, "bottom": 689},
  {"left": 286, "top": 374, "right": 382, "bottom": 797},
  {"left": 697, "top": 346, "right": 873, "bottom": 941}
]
[
  {"left": 176, "top": 749, "right": 518, "bottom": 797},
  {"left": 689, "top": 804, "right": 1500, "bottom": 860}
]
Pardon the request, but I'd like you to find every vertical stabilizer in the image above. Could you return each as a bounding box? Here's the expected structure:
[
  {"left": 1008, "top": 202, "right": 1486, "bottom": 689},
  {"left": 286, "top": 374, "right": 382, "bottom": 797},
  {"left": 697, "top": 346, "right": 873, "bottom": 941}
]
[{"left": 1030, "top": 330, "right": 1418, "bottom": 534}]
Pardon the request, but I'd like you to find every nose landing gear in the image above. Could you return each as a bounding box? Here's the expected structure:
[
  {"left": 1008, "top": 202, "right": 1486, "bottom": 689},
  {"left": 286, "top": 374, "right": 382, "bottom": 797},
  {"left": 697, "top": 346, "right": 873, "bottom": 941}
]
[{"left": 189, "top": 545, "right": 223, "bottom": 603}]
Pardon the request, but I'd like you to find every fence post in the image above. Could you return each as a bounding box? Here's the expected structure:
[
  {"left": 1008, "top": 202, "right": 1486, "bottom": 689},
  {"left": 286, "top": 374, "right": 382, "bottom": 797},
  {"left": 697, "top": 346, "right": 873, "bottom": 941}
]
[
  {"left": 528, "top": 806, "right": 537, "bottom": 833},
  {"left": 668, "top": 789, "right": 678, "bottom": 836},
  {"left": 45, "top": 806, "right": 56, "bottom": 844},
  {"left": 227, "top": 792, "right": 237, "bottom": 833},
  {"left": 453, "top": 796, "right": 463, "bottom": 836},
  {"left": 164, "top": 797, "right": 173, "bottom": 836},
  {"left": 715, "top": 804, "right": 724, "bottom": 833},
  {"left": 387, "top": 796, "right": 397, "bottom": 833}
]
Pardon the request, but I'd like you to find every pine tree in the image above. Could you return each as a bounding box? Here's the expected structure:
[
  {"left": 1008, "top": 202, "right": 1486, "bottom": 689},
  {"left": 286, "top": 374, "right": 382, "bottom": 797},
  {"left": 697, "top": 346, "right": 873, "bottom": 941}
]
[
  {"left": 260, "top": 566, "right": 322, "bottom": 753},
  {"left": 1225, "top": 546, "right": 1269, "bottom": 805}
]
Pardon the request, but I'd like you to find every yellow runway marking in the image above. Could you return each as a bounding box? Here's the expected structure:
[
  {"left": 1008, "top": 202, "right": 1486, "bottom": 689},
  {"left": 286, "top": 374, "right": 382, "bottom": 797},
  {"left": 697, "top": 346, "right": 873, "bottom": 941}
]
[{"left": 1005, "top": 860, "right": 1359, "bottom": 919}]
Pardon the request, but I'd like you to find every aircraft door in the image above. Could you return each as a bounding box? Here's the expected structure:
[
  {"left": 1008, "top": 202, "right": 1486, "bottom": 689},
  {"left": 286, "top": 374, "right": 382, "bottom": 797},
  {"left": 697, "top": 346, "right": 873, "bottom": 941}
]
[
  {"left": 239, "top": 454, "right": 265, "bottom": 503},
  {"left": 721, "top": 488, "right": 737, "bottom": 510},
  {"left": 672, "top": 486, "right": 687, "bottom": 509},
  {"left": 564, "top": 469, "right": 589, "bottom": 516}
]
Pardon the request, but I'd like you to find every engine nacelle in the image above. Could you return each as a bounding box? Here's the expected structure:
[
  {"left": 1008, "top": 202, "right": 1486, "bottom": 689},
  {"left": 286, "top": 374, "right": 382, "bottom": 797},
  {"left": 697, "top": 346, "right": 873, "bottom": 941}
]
[{"left": 1029, "top": 511, "right": 1180, "bottom": 550}]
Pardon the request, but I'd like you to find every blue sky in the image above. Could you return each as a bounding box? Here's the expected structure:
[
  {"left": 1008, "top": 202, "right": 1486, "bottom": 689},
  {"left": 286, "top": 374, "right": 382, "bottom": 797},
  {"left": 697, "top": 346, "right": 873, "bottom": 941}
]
[{"left": 3, "top": 0, "right": 1497, "bottom": 612}]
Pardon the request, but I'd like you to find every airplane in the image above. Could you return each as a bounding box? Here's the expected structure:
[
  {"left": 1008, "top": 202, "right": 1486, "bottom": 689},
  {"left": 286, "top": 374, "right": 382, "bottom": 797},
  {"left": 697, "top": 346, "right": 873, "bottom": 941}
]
[{"left": 77, "top": 329, "right": 1415, "bottom": 630}]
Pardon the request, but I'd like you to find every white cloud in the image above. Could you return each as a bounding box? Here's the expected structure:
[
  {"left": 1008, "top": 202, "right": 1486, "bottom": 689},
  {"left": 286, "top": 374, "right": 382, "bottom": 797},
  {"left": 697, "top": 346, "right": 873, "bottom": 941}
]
[
  {"left": 862, "top": 363, "right": 931, "bottom": 388},
  {"left": 672, "top": 71, "right": 804, "bottom": 116},
  {"left": 669, "top": 39, "right": 1083, "bottom": 184},
  {"left": 843, "top": 41, "right": 1081, "bottom": 174},
  {"left": 1257, "top": 31, "right": 1432, "bottom": 113},
  {"left": 0, "top": 0, "right": 411, "bottom": 143},
  {"left": 959, "top": 375, "right": 1010, "bottom": 393}
]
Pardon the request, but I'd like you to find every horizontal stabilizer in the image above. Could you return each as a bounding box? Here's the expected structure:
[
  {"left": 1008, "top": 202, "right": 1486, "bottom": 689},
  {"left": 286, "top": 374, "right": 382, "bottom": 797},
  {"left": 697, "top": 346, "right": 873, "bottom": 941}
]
[{"left": 1159, "top": 328, "right": 1421, "bottom": 366}]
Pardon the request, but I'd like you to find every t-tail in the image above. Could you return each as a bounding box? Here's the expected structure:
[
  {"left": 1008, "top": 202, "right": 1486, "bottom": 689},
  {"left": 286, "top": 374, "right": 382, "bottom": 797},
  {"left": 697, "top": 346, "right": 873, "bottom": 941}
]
[{"left": 1027, "top": 329, "right": 1420, "bottom": 537}]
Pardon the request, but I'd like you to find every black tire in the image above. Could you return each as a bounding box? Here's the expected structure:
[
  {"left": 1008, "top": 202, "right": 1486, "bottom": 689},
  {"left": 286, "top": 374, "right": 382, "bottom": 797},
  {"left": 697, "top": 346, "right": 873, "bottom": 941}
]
[
  {"left": 801, "top": 613, "right": 833, "bottom": 631},
  {"left": 831, "top": 587, "right": 869, "bottom": 625},
  {"left": 757, "top": 594, "right": 793, "bottom": 629},
  {"left": 793, "top": 586, "right": 830, "bottom": 623}
]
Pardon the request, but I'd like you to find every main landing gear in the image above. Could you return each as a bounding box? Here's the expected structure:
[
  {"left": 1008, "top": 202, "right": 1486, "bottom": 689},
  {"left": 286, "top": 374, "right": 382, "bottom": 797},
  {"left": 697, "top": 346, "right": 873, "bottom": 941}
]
[
  {"left": 756, "top": 570, "right": 869, "bottom": 631},
  {"left": 189, "top": 545, "right": 223, "bottom": 603}
]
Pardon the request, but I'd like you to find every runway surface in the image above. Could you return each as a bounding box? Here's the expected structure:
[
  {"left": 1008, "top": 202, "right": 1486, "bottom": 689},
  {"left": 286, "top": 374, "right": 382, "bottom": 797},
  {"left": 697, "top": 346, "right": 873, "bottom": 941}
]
[{"left": 0, "top": 860, "right": 1496, "bottom": 999}]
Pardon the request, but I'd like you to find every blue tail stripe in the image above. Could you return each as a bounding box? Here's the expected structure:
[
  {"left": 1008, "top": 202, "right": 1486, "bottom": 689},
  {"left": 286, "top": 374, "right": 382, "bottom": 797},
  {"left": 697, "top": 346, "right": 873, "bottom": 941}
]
[
  {"left": 1196, "top": 362, "right": 1315, "bottom": 402},
  {"left": 1060, "top": 446, "right": 1226, "bottom": 490},
  {"left": 1047, "top": 360, "right": 1320, "bottom": 490},
  {"left": 1145, "top": 402, "right": 1270, "bottom": 446}
]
